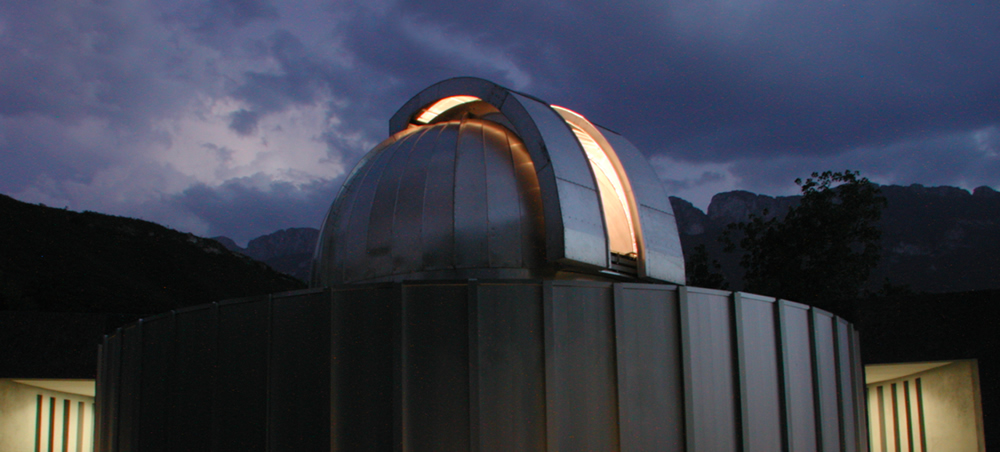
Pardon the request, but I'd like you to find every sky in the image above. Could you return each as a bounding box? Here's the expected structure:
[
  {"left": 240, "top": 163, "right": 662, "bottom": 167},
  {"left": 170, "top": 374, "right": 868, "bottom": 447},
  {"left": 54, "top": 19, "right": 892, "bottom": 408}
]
[{"left": 2, "top": 0, "right": 999, "bottom": 245}]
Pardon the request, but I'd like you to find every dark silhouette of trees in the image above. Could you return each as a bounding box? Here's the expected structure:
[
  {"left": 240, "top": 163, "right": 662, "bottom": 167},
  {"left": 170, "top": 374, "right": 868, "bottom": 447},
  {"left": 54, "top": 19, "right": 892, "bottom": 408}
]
[
  {"left": 685, "top": 244, "right": 729, "bottom": 290},
  {"left": 723, "top": 170, "right": 886, "bottom": 306}
]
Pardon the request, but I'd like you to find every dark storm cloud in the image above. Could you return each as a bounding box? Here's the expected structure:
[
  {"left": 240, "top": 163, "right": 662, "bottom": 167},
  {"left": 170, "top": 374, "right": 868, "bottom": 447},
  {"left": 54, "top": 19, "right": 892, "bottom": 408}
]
[
  {"left": 662, "top": 171, "right": 726, "bottom": 194},
  {"left": 372, "top": 0, "right": 1000, "bottom": 162},
  {"left": 176, "top": 175, "right": 342, "bottom": 244},
  {"left": 228, "top": 109, "right": 260, "bottom": 135},
  {"left": 207, "top": 0, "right": 279, "bottom": 28},
  {"left": 727, "top": 126, "right": 1000, "bottom": 195},
  {"left": 3, "top": 0, "right": 1000, "bottom": 239}
]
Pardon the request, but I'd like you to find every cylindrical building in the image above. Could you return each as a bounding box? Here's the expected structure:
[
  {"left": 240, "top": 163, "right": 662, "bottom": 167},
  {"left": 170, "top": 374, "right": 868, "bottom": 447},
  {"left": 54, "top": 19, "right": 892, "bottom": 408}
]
[{"left": 96, "top": 77, "right": 868, "bottom": 451}]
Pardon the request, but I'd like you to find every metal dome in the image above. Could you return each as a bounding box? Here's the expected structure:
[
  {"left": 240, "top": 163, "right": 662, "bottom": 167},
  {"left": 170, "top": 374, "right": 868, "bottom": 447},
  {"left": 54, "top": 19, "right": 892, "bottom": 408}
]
[
  {"left": 312, "top": 118, "right": 546, "bottom": 285},
  {"left": 312, "top": 77, "right": 685, "bottom": 286}
]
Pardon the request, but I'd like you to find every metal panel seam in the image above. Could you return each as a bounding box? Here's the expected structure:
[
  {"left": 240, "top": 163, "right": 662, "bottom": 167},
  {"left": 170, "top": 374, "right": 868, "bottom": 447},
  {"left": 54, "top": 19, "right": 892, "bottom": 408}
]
[
  {"left": 210, "top": 303, "right": 220, "bottom": 452},
  {"left": 265, "top": 294, "right": 273, "bottom": 452},
  {"left": 678, "top": 286, "right": 695, "bottom": 452},
  {"left": 808, "top": 309, "right": 825, "bottom": 452},
  {"left": 833, "top": 318, "right": 848, "bottom": 452},
  {"left": 133, "top": 320, "right": 144, "bottom": 452},
  {"left": 733, "top": 293, "right": 750, "bottom": 452},
  {"left": 542, "top": 281, "right": 556, "bottom": 452},
  {"left": 467, "top": 281, "right": 480, "bottom": 452},
  {"left": 777, "top": 301, "right": 795, "bottom": 451},
  {"left": 611, "top": 283, "right": 624, "bottom": 451}
]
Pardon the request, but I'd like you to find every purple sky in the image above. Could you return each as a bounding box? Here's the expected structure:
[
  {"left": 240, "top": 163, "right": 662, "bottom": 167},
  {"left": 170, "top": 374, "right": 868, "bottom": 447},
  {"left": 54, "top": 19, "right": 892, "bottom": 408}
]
[{"left": 2, "top": 0, "right": 999, "bottom": 244}]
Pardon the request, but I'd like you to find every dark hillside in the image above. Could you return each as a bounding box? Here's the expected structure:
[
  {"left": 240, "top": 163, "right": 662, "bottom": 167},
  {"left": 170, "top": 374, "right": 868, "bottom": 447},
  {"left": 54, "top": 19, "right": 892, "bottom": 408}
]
[{"left": 0, "top": 194, "right": 305, "bottom": 314}]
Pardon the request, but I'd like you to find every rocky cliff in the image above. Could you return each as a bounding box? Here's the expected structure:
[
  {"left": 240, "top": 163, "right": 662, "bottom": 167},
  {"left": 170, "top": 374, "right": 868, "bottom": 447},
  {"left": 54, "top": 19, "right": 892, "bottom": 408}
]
[{"left": 673, "top": 184, "right": 1000, "bottom": 294}]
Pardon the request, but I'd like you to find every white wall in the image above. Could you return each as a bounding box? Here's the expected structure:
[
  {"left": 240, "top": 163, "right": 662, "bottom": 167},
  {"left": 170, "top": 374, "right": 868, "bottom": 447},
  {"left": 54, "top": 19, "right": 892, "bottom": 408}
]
[
  {"left": 866, "top": 360, "right": 985, "bottom": 452},
  {"left": 0, "top": 379, "right": 95, "bottom": 452}
]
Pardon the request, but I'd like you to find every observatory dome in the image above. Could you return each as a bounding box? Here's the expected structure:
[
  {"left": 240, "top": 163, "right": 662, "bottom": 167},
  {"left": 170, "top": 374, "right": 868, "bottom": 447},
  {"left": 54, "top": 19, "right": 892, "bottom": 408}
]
[
  {"left": 312, "top": 77, "right": 686, "bottom": 286},
  {"left": 311, "top": 117, "right": 546, "bottom": 286}
]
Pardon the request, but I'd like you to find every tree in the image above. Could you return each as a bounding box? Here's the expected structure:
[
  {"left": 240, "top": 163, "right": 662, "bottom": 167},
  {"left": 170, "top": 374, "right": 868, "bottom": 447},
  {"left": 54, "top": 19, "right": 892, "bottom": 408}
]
[
  {"left": 723, "top": 170, "right": 887, "bottom": 306},
  {"left": 686, "top": 244, "right": 729, "bottom": 290}
]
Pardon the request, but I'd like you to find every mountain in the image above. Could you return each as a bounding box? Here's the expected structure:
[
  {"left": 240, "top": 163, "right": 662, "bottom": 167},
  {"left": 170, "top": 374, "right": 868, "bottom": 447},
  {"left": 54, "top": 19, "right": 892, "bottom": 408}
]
[
  {"left": 212, "top": 228, "right": 318, "bottom": 282},
  {"left": 0, "top": 194, "right": 305, "bottom": 314},
  {"left": 673, "top": 184, "right": 1000, "bottom": 294},
  {"left": 200, "top": 183, "right": 1000, "bottom": 295}
]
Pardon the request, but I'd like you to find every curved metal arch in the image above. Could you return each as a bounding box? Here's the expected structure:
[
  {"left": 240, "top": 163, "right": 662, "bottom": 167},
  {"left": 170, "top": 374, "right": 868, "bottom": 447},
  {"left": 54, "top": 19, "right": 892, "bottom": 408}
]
[
  {"left": 392, "top": 77, "right": 609, "bottom": 270},
  {"left": 388, "top": 77, "right": 685, "bottom": 284}
]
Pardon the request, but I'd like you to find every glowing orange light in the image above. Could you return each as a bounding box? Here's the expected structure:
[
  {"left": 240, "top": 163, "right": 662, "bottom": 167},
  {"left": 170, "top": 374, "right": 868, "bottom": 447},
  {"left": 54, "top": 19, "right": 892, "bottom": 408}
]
[
  {"left": 414, "top": 96, "right": 480, "bottom": 124},
  {"left": 552, "top": 106, "right": 638, "bottom": 256}
]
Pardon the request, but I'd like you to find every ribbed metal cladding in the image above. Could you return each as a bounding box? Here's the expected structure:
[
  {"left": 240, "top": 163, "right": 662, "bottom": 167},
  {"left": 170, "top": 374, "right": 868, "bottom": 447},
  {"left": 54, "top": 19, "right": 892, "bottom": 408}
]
[
  {"left": 312, "top": 118, "right": 545, "bottom": 286},
  {"left": 96, "top": 282, "right": 868, "bottom": 452}
]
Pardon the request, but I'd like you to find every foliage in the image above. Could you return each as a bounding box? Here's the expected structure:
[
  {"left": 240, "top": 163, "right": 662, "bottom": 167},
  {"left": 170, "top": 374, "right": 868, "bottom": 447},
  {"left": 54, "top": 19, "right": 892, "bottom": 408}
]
[
  {"left": 685, "top": 244, "right": 729, "bottom": 290},
  {"left": 723, "top": 170, "right": 886, "bottom": 304}
]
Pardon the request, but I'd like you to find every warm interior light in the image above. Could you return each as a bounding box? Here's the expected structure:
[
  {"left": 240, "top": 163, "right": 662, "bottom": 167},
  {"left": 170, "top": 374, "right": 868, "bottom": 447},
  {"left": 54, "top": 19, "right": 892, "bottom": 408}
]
[
  {"left": 552, "top": 106, "right": 638, "bottom": 257},
  {"left": 414, "top": 96, "right": 481, "bottom": 124}
]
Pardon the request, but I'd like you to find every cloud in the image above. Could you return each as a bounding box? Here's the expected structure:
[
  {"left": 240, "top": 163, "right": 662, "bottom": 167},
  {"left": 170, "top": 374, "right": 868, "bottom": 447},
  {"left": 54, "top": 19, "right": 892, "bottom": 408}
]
[
  {"left": 2, "top": 0, "right": 999, "bottom": 243},
  {"left": 228, "top": 109, "right": 260, "bottom": 135},
  {"left": 174, "top": 175, "right": 342, "bottom": 244},
  {"left": 726, "top": 126, "right": 1000, "bottom": 195}
]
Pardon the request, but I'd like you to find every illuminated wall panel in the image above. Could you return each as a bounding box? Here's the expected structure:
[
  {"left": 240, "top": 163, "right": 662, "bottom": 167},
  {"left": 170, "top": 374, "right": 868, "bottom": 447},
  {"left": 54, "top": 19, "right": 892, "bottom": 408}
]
[{"left": 867, "top": 361, "right": 985, "bottom": 452}]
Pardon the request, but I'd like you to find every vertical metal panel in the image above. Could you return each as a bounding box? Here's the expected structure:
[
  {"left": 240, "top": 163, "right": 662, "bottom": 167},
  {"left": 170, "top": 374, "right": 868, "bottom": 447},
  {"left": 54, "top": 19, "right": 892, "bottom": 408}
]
[
  {"left": 615, "top": 283, "right": 684, "bottom": 452},
  {"left": 510, "top": 138, "right": 545, "bottom": 270},
  {"left": 594, "top": 129, "right": 672, "bottom": 214},
  {"left": 268, "top": 290, "right": 330, "bottom": 451},
  {"left": 507, "top": 93, "right": 607, "bottom": 269},
  {"left": 105, "top": 333, "right": 122, "bottom": 452},
  {"left": 117, "top": 324, "right": 141, "bottom": 452},
  {"left": 836, "top": 318, "right": 858, "bottom": 452},
  {"left": 812, "top": 309, "right": 841, "bottom": 452},
  {"left": 392, "top": 126, "right": 439, "bottom": 276},
  {"left": 635, "top": 205, "right": 686, "bottom": 284},
  {"left": 401, "top": 283, "right": 471, "bottom": 451},
  {"left": 483, "top": 125, "right": 524, "bottom": 268},
  {"left": 342, "top": 132, "right": 414, "bottom": 283},
  {"left": 737, "top": 293, "right": 784, "bottom": 452},
  {"left": 330, "top": 284, "right": 401, "bottom": 451},
  {"left": 534, "top": 163, "right": 565, "bottom": 263},
  {"left": 367, "top": 129, "right": 426, "bottom": 277},
  {"left": 420, "top": 125, "right": 458, "bottom": 271},
  {"left": 95, "top": 343, "right": 105, "bottom": 452},
  {"left": 216, "top": 298, "right": 269, "bottom": 452},
  {"left": 853, "top": 329, "right": 871, "bottom": 452},
  {"left": 597, "top": 129, "right": 685, "bottom": 284},
  {"left": 544, "top": 281, "right": 620, "bottom": 451},
  {"left": 137, "top": 315, "right": 174, "bottom": 452},
  {"left": 553, "top": 178, "right": 608, "bottom": 267},
  {"left": 681, "top": 287, "right": 739, "bottom": 452},
  {"left": 319, "top": 130, "right": 414, "bottom": 285},
  {"left": 171, "top": 306, "right": 216, "bottom": 452},
  {"left": 678, "top": 287, "right": 695, "bottom": 452},
  {"left": 780, "top": 301, "right": 818, "bottom": 452},
  {"left": 471, "top": 282, "right": 546, "bottom": 451},
  {"left": 454, "top": 120, "right": 490, "bottom": 269}
]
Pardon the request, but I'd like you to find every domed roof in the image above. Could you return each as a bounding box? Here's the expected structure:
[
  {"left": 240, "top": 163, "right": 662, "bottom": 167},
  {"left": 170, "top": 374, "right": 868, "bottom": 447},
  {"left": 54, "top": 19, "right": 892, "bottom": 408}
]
[
  {"left": 312, "top": 77, "right": 685, "bottom": 286},
  {"left": 311, "top": 117, "right": 546, "bottom": 286}
]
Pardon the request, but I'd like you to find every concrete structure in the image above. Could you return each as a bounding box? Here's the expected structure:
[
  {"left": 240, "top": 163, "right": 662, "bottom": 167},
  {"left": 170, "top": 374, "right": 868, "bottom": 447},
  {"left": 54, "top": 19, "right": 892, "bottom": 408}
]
[
  {"left": 0, "top": 379, "right": 95, "bottom": 452},
  {"left": 866, "top": 360, "right": 985, "bottom": 452},
  {"left": 95, "top": 78, "right": 869, "bottom": 451}
]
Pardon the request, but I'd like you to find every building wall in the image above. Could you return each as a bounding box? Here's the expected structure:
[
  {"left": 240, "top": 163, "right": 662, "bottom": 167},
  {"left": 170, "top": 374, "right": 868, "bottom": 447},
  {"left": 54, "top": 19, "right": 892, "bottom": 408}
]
[
  {"left": 867, "top": 360, "right": 985, "bottom": 452},
  {"left": 97, "top": 281, "right": 867, "bottom": 452},
  {"left": 0, "top": 379, "right": 95, "bottom": 452}
]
